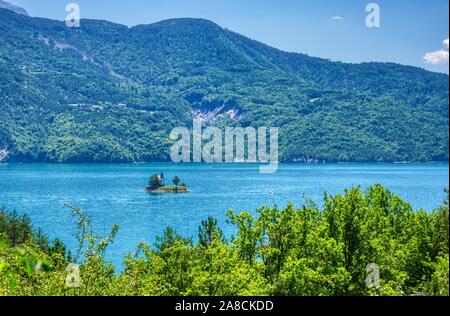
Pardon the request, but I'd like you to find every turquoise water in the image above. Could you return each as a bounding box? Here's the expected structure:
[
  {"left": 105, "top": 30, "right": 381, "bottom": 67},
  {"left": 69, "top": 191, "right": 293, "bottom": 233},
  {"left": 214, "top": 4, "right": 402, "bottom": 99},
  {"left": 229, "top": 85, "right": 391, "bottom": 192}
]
[{"left": 0, "top": 163, "right": 448, "bottom": 268}]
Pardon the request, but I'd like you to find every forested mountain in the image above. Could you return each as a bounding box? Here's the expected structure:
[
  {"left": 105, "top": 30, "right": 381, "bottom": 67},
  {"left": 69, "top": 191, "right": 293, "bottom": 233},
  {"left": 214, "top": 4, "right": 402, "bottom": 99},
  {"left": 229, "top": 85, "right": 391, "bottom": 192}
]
[{"left": 0, "top": 8, "right": 448, "bottom": 163}]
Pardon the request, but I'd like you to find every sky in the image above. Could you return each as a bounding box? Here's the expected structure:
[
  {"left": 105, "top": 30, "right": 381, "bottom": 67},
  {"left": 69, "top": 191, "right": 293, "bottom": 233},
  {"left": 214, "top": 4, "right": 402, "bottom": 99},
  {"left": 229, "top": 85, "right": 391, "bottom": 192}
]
[{"left": 7, "top": 0, "right": 450, "bottom": 73}]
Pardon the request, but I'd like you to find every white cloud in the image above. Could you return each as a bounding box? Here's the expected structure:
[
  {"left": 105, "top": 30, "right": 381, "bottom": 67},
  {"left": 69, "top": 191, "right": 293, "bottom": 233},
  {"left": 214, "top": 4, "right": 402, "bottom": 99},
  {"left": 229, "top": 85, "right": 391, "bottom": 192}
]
[
  {"left": 331, "top": 16, "right": 344, "bottom": 20},
  {"left": 424, "top": 50, "right": 449, "bottom": 65},
  {"left": 424, "top": 38, "right": 449, "bottom": 65}
]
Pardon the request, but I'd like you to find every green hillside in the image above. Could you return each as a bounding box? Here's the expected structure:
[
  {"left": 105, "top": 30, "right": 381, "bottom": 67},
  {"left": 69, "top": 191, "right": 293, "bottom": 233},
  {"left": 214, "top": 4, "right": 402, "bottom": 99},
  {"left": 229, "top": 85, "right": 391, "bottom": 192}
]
[{"left": 0, "top": 9, "right": 448, "bottom": 163}]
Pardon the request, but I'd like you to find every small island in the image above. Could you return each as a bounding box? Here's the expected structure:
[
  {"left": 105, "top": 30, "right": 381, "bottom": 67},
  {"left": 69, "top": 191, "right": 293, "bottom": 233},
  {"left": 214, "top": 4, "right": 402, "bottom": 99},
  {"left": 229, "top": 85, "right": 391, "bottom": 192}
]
[{"left": 145, "top": 173, "right": 190, "bottom": 194}]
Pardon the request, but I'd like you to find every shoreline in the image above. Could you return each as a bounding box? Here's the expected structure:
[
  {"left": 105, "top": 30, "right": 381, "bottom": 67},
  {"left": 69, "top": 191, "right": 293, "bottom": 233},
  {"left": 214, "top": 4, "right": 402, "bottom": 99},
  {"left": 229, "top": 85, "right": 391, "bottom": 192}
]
[
  {"left": 145, "top": 186, "right": 190, "bottom": 194},
  {"left": 1, "top": 161, "right": 449, "bottom": 166}
]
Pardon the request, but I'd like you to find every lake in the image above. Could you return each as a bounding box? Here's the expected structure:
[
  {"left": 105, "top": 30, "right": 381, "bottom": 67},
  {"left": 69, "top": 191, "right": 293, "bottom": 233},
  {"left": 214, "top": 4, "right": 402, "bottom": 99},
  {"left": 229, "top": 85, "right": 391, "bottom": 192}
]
[{"left": 0, "top": 163, "right": 448, "bottom": 268}]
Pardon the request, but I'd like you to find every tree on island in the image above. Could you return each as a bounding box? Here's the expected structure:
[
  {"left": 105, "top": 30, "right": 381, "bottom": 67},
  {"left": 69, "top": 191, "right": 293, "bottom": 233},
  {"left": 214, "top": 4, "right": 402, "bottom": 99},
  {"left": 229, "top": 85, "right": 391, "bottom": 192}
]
[
  {"left": 146, "top": 174, "right": 188, "bottom": 193},
  {"left": 172, "top": 176, "right": 181, "bottom": 187},
  {"left": 148, "top": 174, "right": 163, "bottom": 191},
  {"left": 172, "top": 176, "right": 181, "bottom": 193}
]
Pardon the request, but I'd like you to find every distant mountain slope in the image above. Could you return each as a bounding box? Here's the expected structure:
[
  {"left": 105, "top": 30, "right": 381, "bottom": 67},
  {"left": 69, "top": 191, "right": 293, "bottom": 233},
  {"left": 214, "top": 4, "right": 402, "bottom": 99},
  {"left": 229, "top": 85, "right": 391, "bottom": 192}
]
[
  {"left": 0, "top": 0, "right": 28, "bottom": 16},
  {"left": 0, "top": 9, "right": 448, "bottom": 163}
]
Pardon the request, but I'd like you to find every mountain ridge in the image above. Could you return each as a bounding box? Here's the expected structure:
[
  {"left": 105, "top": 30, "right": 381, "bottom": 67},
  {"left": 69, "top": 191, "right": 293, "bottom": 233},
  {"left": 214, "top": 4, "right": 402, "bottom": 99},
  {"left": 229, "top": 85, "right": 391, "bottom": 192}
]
[
  {"left": 1, "top": 8, "right": 446, "bottom": 75},
  {"left": 0, "top": 0, "right": 28, "bottom": 16},
  {"left": 0, "top": 9, "right": 448, "bottom": 163}
]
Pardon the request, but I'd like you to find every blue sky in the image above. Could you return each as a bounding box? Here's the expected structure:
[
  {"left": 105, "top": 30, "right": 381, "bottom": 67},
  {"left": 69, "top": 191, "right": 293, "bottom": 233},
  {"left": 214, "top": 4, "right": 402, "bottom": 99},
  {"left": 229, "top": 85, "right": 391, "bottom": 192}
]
[{"left": 8, "top": 0, "right": 449, "bottom": 73}]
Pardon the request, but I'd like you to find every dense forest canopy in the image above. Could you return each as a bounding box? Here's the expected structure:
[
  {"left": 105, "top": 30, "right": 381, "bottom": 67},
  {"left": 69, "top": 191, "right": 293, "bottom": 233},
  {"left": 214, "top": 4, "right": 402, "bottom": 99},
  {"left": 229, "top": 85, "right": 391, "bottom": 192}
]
[
  {"left": 0, "top": 185, "right": 448, "bottom": 296},
  {"left": 0, "top": 8, "right": 448, "bottom": 163}
]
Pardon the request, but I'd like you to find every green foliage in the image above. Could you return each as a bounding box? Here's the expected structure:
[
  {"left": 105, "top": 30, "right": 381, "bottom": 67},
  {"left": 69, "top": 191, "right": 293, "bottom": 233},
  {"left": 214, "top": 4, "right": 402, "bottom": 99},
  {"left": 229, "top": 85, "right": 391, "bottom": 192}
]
[
  {"left": 424, "top": 255, "right": 449, "bottom": 296},
  {"left": 198, "top": 216, "right": 224, "bottom": 248},
  {"left": 0, "top": 185, "right": 449, "bottom": 296},
  {"left": 0, "top": 9, "right": 448, "bottom": 163},
  {"left": 0, "top": 210, "right": 32, "bottom": 247}
]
